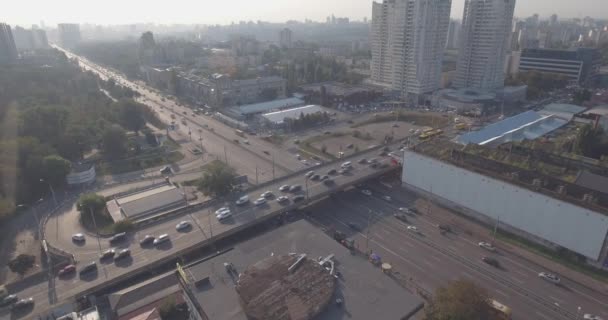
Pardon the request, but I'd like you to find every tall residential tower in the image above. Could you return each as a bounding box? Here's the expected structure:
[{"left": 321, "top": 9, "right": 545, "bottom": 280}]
[
  {"left": 58, "top": 23, "right": 81, "bottom": 49},
  {"left": 455, "top": 0, "right": 516, "bottom": 90},
  {"left": 371, "top": 0, "right": 452, "bottom": 102},
  {"left": 0, "top": 23, "right": 17, "bottom": 63}
]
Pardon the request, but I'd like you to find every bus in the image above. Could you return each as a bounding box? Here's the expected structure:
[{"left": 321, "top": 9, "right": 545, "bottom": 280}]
[
  {"left": 489, "top": 299, "right": 512, "bottom": 320},
  {"left": 235, "top": 129, "right": 245, "bottom": 137}
]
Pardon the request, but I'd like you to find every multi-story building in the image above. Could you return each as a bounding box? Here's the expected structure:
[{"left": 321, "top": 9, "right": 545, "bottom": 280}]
[
  {"left": 371, "top": 0, "right": 452, "bottom": 102},
  {"left": 31, "top": 29, "right": 48, "bottom": 49},
  {"left": 279, "top": 28, "right": 293, "bottom": 49},
  {"left": 11, "top": 26, "right": 48, "bottom": 51},
  {"left": 455, "top": 0, "right": 516, "bottom": 90},
  {"left": 177, "top": 73, "right": 286, "bottom": 108},
  {"left": 0, "top": 23, "right": 18, "bottom": 63},
  {"left": 57, "top": 23, "right": 81, "bottom": 49},
  {"left": 517, "top": 47, "right": 601, "bottom": 85},
  {"left": 446, "top": 19, "right": 460, "bottom": 49}
]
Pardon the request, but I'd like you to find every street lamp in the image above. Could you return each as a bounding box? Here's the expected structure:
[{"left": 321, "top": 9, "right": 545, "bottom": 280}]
[
  {"left": 40, "top": 179, "right": 58, "bottom": 207},
  {"left": 17, "top": 198, "right": 44, "bottom": 239},
  {"left": 576, "top": 306, "right": 581, "bottom": 320}
]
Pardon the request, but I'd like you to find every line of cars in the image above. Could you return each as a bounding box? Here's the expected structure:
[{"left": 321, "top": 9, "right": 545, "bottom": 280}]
[{"left": 0, "top": 293, "right": 34, "bottom": 312}]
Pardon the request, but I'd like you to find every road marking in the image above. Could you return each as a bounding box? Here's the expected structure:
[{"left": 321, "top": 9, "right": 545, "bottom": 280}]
[
  {"left": 374, "top": 233, "right": 385, "bottom": 241},
  {"left": 535, "top": 311, "right": 552, "bottom": 320},
  {"left": 447, "top": 245, "right": 457, "bottom": 252},
  {"left": 510, "top": 276, "right": 525, "bottom": 284},
  {"left": 549, "top": 295, "right": 564, "bottom": 305},
  {"left": 494, "top": 289, "right": 509, "bottom": 299},
  {"left": 510, "top": 268, "right": 529, "bottom": 278}
]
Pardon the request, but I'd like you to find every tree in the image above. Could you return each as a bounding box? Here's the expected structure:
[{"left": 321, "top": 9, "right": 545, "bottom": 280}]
[
  {"left": 574, "top": 124, "right": 608, "bottom": 159},
  {"left": 8, "top": 254, "right": 35, "bottom": 276},
  {"left": 117, "top": 99, "right": 146, "bottom": 133},
  {"left": 197, "top": 161, "right": 236, "bottom": 197},
  {"left": 77, "top": 193, "right": 106, "bottom": 214},
  {"left": 42, "top": 155, "right": 71, "bottom": 187},
  {"left": 102, "top": 125, "right": 128, "bottom": 159},
  {"left": 424, "top": 280, "right": 494, "bottom": 320},
  {"left": 573, "top": 89, "right": 592, "bottom": 105},
  {"left": 159, "top": 296, "right": 188, "bottom": 320}
]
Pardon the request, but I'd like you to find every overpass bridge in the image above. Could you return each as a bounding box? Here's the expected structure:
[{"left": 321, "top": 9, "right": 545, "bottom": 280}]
[{"left": 23, "top": 144, "right": 402, "bottom": 319}]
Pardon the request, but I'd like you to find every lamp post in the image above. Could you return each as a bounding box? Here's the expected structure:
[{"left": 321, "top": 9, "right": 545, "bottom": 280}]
[
  {"left": 17, "top": 198, "right": 44, "bottom": 239},
  {"left": 576, "top": 306, "right": 581, "bottom": 320},
  {"left": 40, "top": 179, "right": 58, "bottom": 207}
]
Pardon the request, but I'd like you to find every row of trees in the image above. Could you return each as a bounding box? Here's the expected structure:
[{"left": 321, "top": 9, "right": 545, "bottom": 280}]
[
  {"left": 0, "top": 49, "right": 156, "bottom": 219},
  {"left": 574, "top": 124, "right": 608, "bottom": 159},
  {"left": 283, "top": 112, "right": 331, "bottom": 131},
  {"left": 75, "top": 41, "right": 141, "bottom": 78},
  {"left": 281, "top": 56, "right": 364, "bottom": 92},
  {"left": 505, "top": 71, "right": 570, "bottom": 100}
]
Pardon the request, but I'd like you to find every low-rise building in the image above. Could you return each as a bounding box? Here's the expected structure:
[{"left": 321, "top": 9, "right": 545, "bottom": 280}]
[
  {"left": 261, "top": 104, "right": 329, "bottom": 128},
  {"left": 105, "top": 182, "right": 187, "bottom": 222},
  {"left": 299, "top": 81, "right": 383, "bottom": 107},
  {"left": 516, "top": 47, "right": 601, "bottom": 85},
  {"left": 224, "top": 97, "right": 305, "bottom": 119},
  {"left": 66, "top": 163, "right": 96, "bottom": 186}
]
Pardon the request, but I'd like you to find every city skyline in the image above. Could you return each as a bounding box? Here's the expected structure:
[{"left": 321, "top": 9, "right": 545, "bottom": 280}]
[{"left": 3, "top": 0, "right": 608, "bottom": 26}]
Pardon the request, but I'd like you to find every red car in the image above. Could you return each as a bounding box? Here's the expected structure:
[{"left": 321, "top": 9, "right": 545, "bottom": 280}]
[{"left": 58, "top": 264, "right": 76, "bottom": 276}]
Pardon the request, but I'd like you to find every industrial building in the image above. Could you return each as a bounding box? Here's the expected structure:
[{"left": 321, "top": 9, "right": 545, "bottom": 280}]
[
  {"left": 177, "top": 220, "right": 423, "bottom": 320},
  {"left": 515, "top": 47, "right": 601, "bottom": 85},
  {"left": 431, "top": 86, "right": 527, "bottom": 114},
  {"left": 106, "top": 182, "right": 187, "bottom": 222},
  {"left": 261, "top": 104, "right": 329, "bottom": 127},
  {"left": 225, "top": 97, "right": 305, "bottom": 119},
  {"left": 402, "top": 140, "right": 608, "bottom": 268},
  {"left": 299, "top": 81, "right": 383, "bottom": 107}
]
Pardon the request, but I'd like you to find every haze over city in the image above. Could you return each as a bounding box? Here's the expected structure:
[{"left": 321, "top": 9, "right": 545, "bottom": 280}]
[
  {"left": 4, "top": 0, "right": 608, "bottom": 25},
  {"left": 2, "top": 0, "right": 608, "bottom": 319}
]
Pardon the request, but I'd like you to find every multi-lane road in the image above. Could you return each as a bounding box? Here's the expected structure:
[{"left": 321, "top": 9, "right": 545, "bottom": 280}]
[
  {"left": 4, "top": 146, "right": 396, "bottom": 319},
  {"left": 308, "top": 180, "right": 608, "bottom": 320}
]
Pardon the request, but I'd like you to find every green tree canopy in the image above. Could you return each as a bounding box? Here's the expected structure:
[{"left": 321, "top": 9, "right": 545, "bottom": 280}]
[
  {"left": 424, "top": 280, "right": 495, "bottom": 320},
  {"left": 102, "top": 125, "right": 128, "bottom": 159},
  {"left": 8, "top": 254, "right": 35, "bottom": 276},
  {"left": 197, "top": 161, "right": 236, "bottom": 197},
  {"left": 117, "top": 99, "right": 146, "bottom": 133},
  {"left": 77, "top": 193, "right": 106, "bottom": 214},
  {"left": 42, "top": 155, "right": 71, "bottom": 186}
]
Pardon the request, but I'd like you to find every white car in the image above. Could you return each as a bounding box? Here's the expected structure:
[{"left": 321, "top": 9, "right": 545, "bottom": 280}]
[
  {"left": 382, "top": 195, "right": 392, "bottom": 202},
  {"left": 72, "top": 233, "right": 85, "bottom": 242},
  {"left": 216, "top": 210, "right": 232, "bottom": 220},
  {"left": 276, "top": 196, "right": 289, "bottom": 203},
  {"left": 583, "top": 314, "right": 604, "bottom": 320},
  {"left": 538, "top": 272, "right": 561, "bottom": 284},
  {"left": 153, "top": 234, "right": 169, "bottom": 245},
  {"left": 305, "top": 171, "right": 315, "bottom": 178},
  {"left": 279, "top": 185, "right": 290, "bottom": 192},
  {"left": 361, "top": 189, "right": 372, "bottom": 196},
  {"left": 407, "top": 226, "right": 420, "bottom": 233},
  {"left": 235, "top": 196, "right": 249, "bottom": 205},
  {"left": 253, "top": 198, "right": 267, "bottom": 206},
  {"left": 175, "top": 221, "right": 191, "bottom": 231},
  {"left": 478, "top": 242, "right": 496, "bottom": 252},
  {"left": 215, "top": 207, "right": 230, "bottom": 215},
  {"left": 261, "top": 191, "right": 274, "bottom": 198}
]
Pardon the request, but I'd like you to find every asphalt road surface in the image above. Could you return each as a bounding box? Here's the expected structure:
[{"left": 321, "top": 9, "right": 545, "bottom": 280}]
[
  {"left": 306, "top": 182, "right": 608, "bottom": 320},
  {"left": 6, "top": 149, "right": 396, "bottom": 319}
]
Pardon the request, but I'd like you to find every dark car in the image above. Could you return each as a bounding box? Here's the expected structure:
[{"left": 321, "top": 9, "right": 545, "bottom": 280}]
[
  {"left": 79, "top": 262, "right": 98, "bottom": 275},
  {"left": 327, "top": 169, "right": 337, "bottom": 175},
  {"left": 160, "top": 166, "right": 172, "bottom": 175},
  {"left": 358, "top": 158, "right": 368, "bottom": 164},
  {"left": 482, "top": 257, "right": 500, "bottom": 267},
  {"left": 393, "top": 213, "right": 408, "bottom": 223},
  {"left": 0, "top": 295, "right": 18, "bottom": 307},
  {"left": 293, "top": 195, "right": 305, "bottom": 202},
  {"left": 438, "top": 224, "right": 451, "bottom": 233},
  {"left": 139, "top": 235, "right": 155, "bottom": 246},
  {"left": 109, "top": 232, "right": 127, "bottom": 244},
  {"left": 323, "top": 178, "right": 334, "bottom": 186},
  {"left": 58, "top": 265, "right": 76, "bottom": 276},
  {"left": 115, "top": 249, "right": 131, "bottom": 260},
  {"left": 289, "top": 185, "right": 302, "bottom": 192},
  {"left": 310, "top": 174, "right": 321, "bottom": 181},
  {"left": 99, "top": 249, "right": 116, "bottom": 261},
  {"left": 11, "top": 298, "right": 33, "bottom": 310}
]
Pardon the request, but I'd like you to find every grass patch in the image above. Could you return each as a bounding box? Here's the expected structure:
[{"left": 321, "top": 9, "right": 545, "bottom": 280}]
[
  {"left": 179, "top": 160, "right": 224, "bottom": 187},
  {"left": 97, "top": 150, "right": 185, "bottom": 175},
  {"left": 352, "top": 111, "right": 449, "bottom": 128},
  {"left": 496, "top": 230, "right": 608, "bottom": 283},
  {"left": 299, "top": 132, "right": 346, "bottom": 160}
]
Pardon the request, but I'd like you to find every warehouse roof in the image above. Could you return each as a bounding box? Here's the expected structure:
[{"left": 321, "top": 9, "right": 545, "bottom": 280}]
[
  {"left": 229, "top": 97, "right": 305, "bottom": 116},
  {"left": 262, "top": 105, "right": 327, "bottom": 124},
  {"left": 106, "top": 184, "right": 186, "bottom": 222}
]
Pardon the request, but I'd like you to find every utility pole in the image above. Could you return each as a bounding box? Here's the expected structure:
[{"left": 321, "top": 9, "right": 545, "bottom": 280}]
[
  {"left": 365, "top": 209, "right": 373, "bottom": 254},
  {"left": 255, "top": 167, "right": 259, "bottom": 185},
  {"left": 224, "top": 145, "right": 228, "bottom": 164},
  {"left": 493, "top": 216, "right": 500, "bottom": 243},
  {"left": 89, "top": 207, "right": 103, "bottom": 254},
  {"left": 41, "top": 179, "right": 58, "bottom": 207},
  {"left": 272, "top": 155, "right": 275, "bottom": 180}
]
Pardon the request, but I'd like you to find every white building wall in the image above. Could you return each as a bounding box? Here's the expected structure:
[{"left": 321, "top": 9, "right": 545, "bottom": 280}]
[{"left": 402, "top": 151, "right": 608, "bottom": 260}]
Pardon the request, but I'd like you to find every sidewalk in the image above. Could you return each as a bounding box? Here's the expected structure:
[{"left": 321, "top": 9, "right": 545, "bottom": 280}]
[{"left": 419, "top": 199, "right": 608, "bottom": 295}]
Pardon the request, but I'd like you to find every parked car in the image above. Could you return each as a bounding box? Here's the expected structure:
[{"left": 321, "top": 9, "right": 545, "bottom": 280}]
[
  {"left": 407, "top": 226, "right": 421, "bottom": 234},
  {"left": 109, "top": 232, "right": 126, "bottom": 244},
  {"left": 261, "top": 191, "right": 274, "bottom": 198},
  {"left": 538, "top": 272, "right": 561, "bottom": 284},
  {"left": 153, "top": 234, "right": 170, "bottom": 245},
  {"left": 176, "top": 221, "right": 191, "bottom": 231},
  {"left": 159, "top": 166, "right": 172, "bottom": 175},
  {"left": 253, "top": 198, "right": 267, "bottom": 206},
  {"left": 358, "top": 158, "right": 368, "bottom": 164},
  {"left": 216, "top": 210, "right": 232, "bottom": 220},
  {"left": 327, "top": 169, "right": 337, "bottom": 175},
  {"left": 279, "top": 185, "right": 291, "bottom": 192},
  {"left": 215, "top": 207, "right": 230, "bottom": 216},
  {"left": 289, "top": 185, "right": 302, "bottom": 192},
  {"left": 583, "top": 314, "right": 604, "bottom": 320},
  {"left": 305, "top": 171, "right": 315, "bottom": 178},
  {"left": 361, "top": 189, "right": 372, "bottom": 196},
  {"left": 0, "top": 295, "right": 18, "bottom": 307},
  {"left": 293, "top": 195, "right": 306, "bottom": 202},
  {"left": 276, "top": 196, "right": 289, "bottom": 203},
  {"left": 482, "top": 257, "right": 500, "bottom": 267},
  {"left": 438, "top": 224, "right": 451, "bottom": 233},
  {"left": 310, "top": 174, "right": 321, "bottom": 181},
  {"left": 393, "top": 213, "right": 408, "bottom": 223},
  {"left": 72, "top": 233, "right": 85, "bottom": 242},
  {"left": 140, "top": 235, "right": 155, "bottom": 246},
  {"left": 382, "top": 195, "right": 392, "bottom": 201}
]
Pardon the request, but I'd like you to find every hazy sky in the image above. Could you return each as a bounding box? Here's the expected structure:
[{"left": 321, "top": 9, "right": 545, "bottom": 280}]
[{"left": 3, "top": 0, "right": 608, "bottom": 26}]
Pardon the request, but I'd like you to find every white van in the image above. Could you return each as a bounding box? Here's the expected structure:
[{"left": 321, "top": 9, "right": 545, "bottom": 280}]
[{"left": 341, "top": 161, "right": 352, "bottom": 169}]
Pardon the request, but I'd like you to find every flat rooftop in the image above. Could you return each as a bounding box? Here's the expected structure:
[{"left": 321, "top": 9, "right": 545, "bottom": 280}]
[
  {"left": 106, "top": 184, "right": 186, "bottom": 222},
  {"left": 181, "top": 220, "right": 423, "bottom": 320}
]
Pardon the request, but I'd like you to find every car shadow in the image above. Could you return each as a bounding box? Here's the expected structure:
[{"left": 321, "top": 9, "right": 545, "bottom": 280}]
[
  {"left": 9, "top": 304, "right": 34, "bottom": 318},
  {"left": 115, "top": 256, "right": 134, "bottom": 268},
  {"left": 78, "top": 270, "right": 99, "bottom": 282},
  {"left": 177, "top": 225, "right": 193, "bottom": 233},
  {"left": 72, "top": 240, "right": 86, "bottom": 247},
  {"left": 155, "top": 241, "right": 173, "bottom": 251}
]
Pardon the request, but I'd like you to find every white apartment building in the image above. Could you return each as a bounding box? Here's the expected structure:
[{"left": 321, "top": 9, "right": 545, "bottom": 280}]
[
  {"left": 279, "top": 28, "right": 293, "bottom": 49},
  {"left": 371, "top": 0, "right": 451, "bottom": 102},
  {"left": 454, "top": 0, "right": 516, "bottom": 90}
]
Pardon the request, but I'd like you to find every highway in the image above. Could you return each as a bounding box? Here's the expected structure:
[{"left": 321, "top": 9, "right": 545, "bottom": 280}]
[
  {"left": 5, "top": 147, "right": 397, "bottom": 319},
  {"left": 307, "top": 180, "right": 608, "bottom": 320},
  {"left": 55, "top": 45, "right": 308, "bottom": 185}
]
